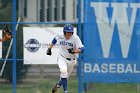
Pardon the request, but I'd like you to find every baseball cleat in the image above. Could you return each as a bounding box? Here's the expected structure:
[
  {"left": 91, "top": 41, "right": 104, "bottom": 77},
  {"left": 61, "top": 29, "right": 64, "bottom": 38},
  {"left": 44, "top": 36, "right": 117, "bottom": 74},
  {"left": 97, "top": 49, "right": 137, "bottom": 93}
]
[{"left": 52, "top": 83, "right": 60, "bottom": 93}]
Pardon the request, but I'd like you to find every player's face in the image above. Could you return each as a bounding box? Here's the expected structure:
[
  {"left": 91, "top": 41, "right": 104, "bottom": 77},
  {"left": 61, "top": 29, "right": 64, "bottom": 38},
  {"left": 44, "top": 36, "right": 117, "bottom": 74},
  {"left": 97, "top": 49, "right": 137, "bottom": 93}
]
[
  {"left": 4, "top": 34, "right": 11, "bottom": 39},
  {"left": 65, "top": 32, "right": 73, "bottom": 39}
]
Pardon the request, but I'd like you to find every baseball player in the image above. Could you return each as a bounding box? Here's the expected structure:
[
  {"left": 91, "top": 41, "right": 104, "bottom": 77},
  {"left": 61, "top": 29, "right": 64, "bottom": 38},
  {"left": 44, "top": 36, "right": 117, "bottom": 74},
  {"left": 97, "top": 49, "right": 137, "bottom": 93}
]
[
  {"left": 46, "top": 24, "right": 84, "bottom": 93},
  {"left": 0, "top": 29, "right": 12, "bottom": 42}
]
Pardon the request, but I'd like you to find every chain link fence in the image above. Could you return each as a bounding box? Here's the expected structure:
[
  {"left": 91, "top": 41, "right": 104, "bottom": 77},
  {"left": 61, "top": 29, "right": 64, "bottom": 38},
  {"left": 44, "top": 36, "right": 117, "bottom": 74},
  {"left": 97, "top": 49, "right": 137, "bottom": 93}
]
[
  {"left": 0, "top": 0, "right": 13, "bottom": 92},
  {"left": 1, "top": 0, "right": 79, "bottom": 93}
]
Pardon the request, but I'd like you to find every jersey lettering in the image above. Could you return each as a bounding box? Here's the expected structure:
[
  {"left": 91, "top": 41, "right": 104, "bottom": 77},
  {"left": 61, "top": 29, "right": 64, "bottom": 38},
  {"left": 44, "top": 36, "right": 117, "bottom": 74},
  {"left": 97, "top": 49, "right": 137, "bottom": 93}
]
[{"left": 60, "top": 41, "right": 73, "bottom": 47}]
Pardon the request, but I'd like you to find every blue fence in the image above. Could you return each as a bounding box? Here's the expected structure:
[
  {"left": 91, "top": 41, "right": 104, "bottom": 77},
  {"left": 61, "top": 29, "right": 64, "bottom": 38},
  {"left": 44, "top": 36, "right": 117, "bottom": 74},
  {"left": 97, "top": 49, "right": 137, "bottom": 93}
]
[{"left": 83, "top": 0, "right": 140, "bottom": 83}]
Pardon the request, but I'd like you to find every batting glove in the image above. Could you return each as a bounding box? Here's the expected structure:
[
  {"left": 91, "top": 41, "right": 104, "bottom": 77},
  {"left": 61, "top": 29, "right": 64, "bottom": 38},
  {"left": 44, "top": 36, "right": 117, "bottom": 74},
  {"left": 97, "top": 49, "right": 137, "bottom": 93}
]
[
  {"left": 67, "top": 48, "right": 75, "bottom": 54},
  {"left": 46, "top": 48, "right": 52, "bottom": 56}
]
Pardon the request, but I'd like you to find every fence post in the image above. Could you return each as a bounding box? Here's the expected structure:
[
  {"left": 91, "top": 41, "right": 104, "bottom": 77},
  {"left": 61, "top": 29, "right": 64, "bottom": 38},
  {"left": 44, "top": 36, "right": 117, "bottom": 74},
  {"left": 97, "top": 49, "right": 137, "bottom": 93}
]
[
  {"left": 12, "top": 0, "right": 17, "bottom": 93},
  {"left": 137, "top": 30, "right": 140, "bottom": 92},
  {"left": 78, "top": 0, "right": 83, "bottom": 93}
]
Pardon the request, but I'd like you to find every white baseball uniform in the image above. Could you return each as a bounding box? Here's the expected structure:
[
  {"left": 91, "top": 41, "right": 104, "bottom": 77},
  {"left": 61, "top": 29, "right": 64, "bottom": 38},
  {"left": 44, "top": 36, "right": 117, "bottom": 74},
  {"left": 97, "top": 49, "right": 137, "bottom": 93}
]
[{"left": 54, "top": 34, "right": 84, "bottom": 78}]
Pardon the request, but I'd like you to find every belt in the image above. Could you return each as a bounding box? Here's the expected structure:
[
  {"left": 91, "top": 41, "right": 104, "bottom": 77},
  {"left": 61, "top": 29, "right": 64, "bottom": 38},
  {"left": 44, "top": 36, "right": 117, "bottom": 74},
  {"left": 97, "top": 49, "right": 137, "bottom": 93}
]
[
  {"left": 61, "top": 55, "right": 75, "bottom": 61},
  {"left": 66, "top": 58, "right": 75, "bottom": 61}
]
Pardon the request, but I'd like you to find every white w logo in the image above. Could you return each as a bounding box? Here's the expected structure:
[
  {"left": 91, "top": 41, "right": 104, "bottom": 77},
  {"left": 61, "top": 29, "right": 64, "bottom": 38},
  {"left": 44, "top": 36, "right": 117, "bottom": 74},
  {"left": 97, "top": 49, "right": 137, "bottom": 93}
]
[{"left": 90, "top": 2, "right": 140, "bottom": 58}]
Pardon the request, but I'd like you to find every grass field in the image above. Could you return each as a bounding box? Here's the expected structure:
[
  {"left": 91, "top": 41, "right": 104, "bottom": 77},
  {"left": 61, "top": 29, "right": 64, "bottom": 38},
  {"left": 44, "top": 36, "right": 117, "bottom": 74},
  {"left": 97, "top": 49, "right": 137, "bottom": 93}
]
[{"left": 0, "top": 76, "right": 140, "bottom": 93}]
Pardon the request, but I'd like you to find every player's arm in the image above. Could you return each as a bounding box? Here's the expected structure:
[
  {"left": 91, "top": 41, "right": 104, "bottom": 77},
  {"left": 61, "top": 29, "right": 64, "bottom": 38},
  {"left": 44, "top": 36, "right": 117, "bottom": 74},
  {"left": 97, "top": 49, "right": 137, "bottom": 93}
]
[
  {"left": 48, "top": 43, "right": 54, "bottom": 49},
  {"left": 0, "top": 38, "right": 6, "bottom": 42},
  {"left": 67, "top": 47, "right": 84, "bottom": 54},
  {"left": 73, "top": 47, "right": 84, "bottom": 54},
  {"left": 0, "top": 37, "right": 5, "bottom": 42},
  {"left": 74, "top": 35, "right": 84, "bottom": 54},
  {"left": 67, "top": 35, "right": 84, "bottom": 54},
  {"left": 46, "top": 38, "right": 57, "bottom": 56},
  {"left": 0, "top": 38, "right": 3, "bottom": 42}
]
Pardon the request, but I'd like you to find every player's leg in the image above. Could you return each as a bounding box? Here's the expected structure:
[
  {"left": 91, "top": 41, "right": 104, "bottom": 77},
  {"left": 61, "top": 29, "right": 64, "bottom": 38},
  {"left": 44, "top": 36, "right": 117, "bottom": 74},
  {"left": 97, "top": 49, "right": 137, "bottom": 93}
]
[
  {"left": 57, "top": 78, "right": 62, "bottom": 86},
  {"left": 52, "top": 56, "right": 67, "bottom": 93},
  {"left": 51, "top": 83, "right": 60, "bottom": 93},
  {"left": 60, "top": 60, "right": 75, "bottom": 93},
  {"left": 55, "top": 60, "right": 74, "bottom": 93},
  {"left": 67, "top": 60, "right": 75, "bottom": 78},
  {"left": 56, "top": 60, "right": 74, "bottom": 92},
  {"left": 57, "top": 56, "right": 68, "bottom": 93}
]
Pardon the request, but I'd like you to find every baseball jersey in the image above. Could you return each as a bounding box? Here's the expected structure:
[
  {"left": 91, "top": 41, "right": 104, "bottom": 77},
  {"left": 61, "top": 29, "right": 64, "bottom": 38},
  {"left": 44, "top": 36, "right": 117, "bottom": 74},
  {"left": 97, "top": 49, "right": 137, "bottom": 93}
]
[{"left": 53, "top": 35, "right": 84, "bottom": 59}]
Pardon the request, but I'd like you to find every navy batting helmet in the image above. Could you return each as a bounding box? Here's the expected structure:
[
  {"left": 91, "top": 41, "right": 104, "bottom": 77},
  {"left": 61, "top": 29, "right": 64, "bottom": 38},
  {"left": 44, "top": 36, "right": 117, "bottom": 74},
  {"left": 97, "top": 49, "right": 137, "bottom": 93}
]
[{"left": 63, "top": 24, "right": 74, "bottom": 33}]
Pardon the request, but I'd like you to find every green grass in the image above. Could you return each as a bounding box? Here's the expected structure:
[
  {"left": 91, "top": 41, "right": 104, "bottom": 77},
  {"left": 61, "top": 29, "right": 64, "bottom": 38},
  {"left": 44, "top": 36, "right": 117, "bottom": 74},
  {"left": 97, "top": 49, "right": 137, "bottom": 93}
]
[{"left": 0, "top": 76, "right": 140, "bottom": 93}]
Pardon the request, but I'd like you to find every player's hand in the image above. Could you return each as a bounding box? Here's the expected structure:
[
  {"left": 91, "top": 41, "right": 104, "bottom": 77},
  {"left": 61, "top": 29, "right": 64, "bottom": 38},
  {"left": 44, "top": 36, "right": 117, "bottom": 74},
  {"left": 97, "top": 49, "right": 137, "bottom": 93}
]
[
  {"left": 67, "top": 48, "right": 75, "bottom": 54},
  {"left": 46, "top": 48, "right": 52, "bottom": 56}
]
